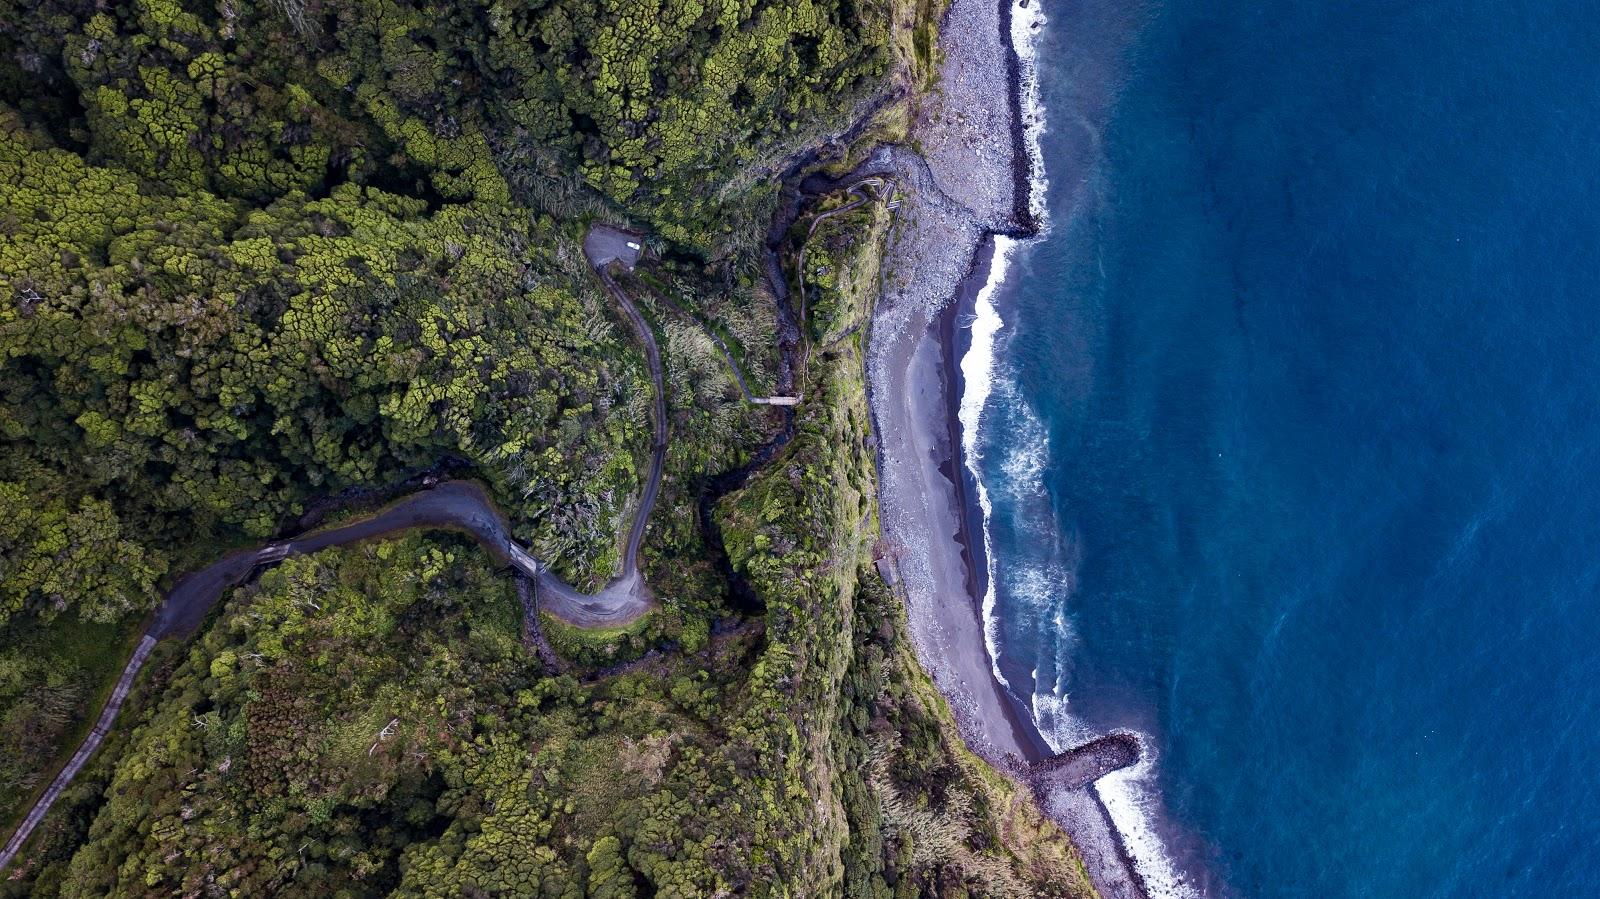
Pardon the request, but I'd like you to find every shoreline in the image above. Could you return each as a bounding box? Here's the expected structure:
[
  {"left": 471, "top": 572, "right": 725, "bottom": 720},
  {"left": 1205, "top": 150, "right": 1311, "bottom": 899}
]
[
  {"left": 961, "top": 4, "right": 1213, "bottom": 896},
  {"left": 936, "top": 239, "right": 1154, "bottom": 899},
  {"left": 938, "top": 237, "right": 1055, "bottom": 763},
  {"left": 938, "top": 241, "right": 994, "bottom": 625},
  {"left": 863, "top": 0, "right": 1166, "bottom": 895}
]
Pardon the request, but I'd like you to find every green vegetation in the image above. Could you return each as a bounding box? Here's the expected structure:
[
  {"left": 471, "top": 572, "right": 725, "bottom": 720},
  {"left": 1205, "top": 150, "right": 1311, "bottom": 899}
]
[
  {"left": 799, "top": 193, "right": 894, "bottom": 346},
  {"left": 483, "top": 0, "right": 895, "bottom": 252},
  {"left": 7, "top": 320, "right": 1091, "bottom": 898},
  {"left": 0, "top": 0, "right": 1091, "bottom": 893},
  {"left": 539, "top": 609, "right": 656, "bottom": 667},
  {"left": 0, "top": 109, "right": 648, "bottom": 616},
  {"left": 0, "top": 617, "right": 145, "bottom": 823}
]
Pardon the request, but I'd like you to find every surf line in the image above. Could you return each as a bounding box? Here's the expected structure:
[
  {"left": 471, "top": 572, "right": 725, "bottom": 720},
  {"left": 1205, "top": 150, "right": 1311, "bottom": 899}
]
[{"left": 959, "top": 1, "right": 1201, "bottom": 896}]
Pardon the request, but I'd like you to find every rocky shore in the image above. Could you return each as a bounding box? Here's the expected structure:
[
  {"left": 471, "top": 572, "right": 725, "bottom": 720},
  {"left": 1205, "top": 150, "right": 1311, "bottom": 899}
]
[{"left": 864, "top": 0, "right": 1153, "bottom": 895}]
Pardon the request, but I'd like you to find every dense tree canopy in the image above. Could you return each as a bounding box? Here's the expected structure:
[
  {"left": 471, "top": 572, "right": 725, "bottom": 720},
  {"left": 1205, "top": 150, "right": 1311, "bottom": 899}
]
[
  {"left": 0, "top": 0, "right": 1092, "bottom": 894},
  {"left": 0, "top": 0, "right": 896, "bottom": 623},
  {"left": 482, "top": 0, "right": 892, "bottom": 245},
  {"left": 1, "top": 111, "right": 648, "bottom": 622},
  {"left": 13, "top": 339, "right": 1089, "bottom": 898},
  {"left": 4, "top": 0, "right": 892, "bottom": 248}
]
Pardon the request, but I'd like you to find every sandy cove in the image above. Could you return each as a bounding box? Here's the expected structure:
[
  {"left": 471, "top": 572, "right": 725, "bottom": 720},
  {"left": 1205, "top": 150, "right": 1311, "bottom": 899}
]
[{"left": 865, "top": 0, "right": 1151, "bottom": 896}]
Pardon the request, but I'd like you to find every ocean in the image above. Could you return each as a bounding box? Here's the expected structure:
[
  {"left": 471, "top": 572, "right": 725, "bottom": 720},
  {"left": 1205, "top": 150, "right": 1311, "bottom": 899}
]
[{"left": 965, "top": 0, "right": 1600, "bottom": 895}]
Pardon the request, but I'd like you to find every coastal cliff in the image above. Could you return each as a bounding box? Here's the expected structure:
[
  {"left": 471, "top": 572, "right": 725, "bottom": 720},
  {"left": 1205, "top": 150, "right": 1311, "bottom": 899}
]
[{"left": 0, "top": 0, "right": 1110, "bottom": 894}]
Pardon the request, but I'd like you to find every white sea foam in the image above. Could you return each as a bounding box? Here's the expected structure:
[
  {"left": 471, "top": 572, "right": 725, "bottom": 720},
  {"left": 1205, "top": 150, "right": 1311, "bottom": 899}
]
[
  {"left": 1030, "top": 689, "right": 1092, "bottom": 751},
  {"left": 1011, "top": 0, "right": 1051, "bottom": 229},
  {"left": 958, "top": 234, "right": 1019, "bottom": 694},
  {"left": 1032, "top": 690, "right": 1196, "bottom": 897},
  {"left": 995, "top": 383, "right": 1051, "bottom": 493},
  {"left": 1101, "top": 765, "right": 1201, "bottom": 898},
  {"left": 955, "top": 5, "right": 1198, "bottom": 897}
]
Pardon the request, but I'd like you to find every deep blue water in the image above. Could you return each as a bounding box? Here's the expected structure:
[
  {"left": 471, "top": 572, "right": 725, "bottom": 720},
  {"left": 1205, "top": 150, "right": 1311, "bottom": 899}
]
[{"left": 974, "top": 1, "right": 1600, "bottom": 895}]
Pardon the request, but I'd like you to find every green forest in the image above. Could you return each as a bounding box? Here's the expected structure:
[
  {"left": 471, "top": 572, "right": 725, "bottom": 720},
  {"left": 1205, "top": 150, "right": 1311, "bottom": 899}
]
[{"left": 0, "top": 0, "right": 1093, "bottom": 894}]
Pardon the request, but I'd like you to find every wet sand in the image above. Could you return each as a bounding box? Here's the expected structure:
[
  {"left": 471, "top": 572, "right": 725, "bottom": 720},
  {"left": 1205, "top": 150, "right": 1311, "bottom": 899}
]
[
  {"left": 872, "top": 234, "right": 1047, "bottom": 764},
  {"left": 864, "top": 0, "right": 1154, "bottom": 894}
]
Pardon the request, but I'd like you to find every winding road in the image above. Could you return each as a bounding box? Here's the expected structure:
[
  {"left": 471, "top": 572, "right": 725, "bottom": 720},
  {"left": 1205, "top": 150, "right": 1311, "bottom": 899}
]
[
  {"left": 0, "top": 481, "right": 564, "bottom": 873},
  {"left": 4, "top": 156, "right": 1147, "bottom": 893},
  {"left": 0, "top": 233, "right": 669, "bottom": 873},
  {"left": 534, "top": 229, "right": 667, "bottom": 628}
]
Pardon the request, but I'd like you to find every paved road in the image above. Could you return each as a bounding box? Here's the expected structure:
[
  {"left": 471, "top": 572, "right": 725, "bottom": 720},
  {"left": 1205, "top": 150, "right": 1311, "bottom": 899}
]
[
  {"left": 0, "top": 635, "right": 156, "bottom": 873},
  {"left": 0, "top": 474, "right": 660, "bottom": 874},
  {"left": 532, "top": 239, "right": 666, "bottom": 628},
  {"left": 146, "top": 482, "right": 553, "bottom": 637},
  {"left": 1, "top": 232, "right": 674, "bottom": 874},
  {"left": 592, "top": 265, "right": 666, "bottom": 592}
]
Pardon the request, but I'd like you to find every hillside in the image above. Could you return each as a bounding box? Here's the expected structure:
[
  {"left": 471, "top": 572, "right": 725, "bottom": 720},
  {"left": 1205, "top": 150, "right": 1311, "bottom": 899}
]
[{"left": 0, "top": 0, "right": 1094, "bottom": 895}]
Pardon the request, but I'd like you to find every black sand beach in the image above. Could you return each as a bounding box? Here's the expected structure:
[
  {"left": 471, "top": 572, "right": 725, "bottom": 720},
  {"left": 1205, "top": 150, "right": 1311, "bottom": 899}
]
[
  {"left": 863, "top": 0, "right": 1155, "bottom": 894},
  {"left": 937, "top": 237, "right": 1055, "bottom": 764}
]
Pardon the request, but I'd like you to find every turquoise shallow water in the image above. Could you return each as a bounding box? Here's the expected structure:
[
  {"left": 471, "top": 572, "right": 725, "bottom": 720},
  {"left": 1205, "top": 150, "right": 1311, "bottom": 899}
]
[{"left": 972, "top": 1, "right": 1600, "bottom": 895}]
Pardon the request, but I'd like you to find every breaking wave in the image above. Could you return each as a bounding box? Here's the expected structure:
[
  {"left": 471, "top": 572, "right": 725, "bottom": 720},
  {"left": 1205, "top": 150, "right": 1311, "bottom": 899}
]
[
  {"left": 1011, "top": 0, "right": 1051, "bottom": 228},
  {"left": 957, "top": 5, "right": 1199, "bottom": 896},
  {"left": 957, "top": 234, "right": 1021, "bottom": 694}
]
